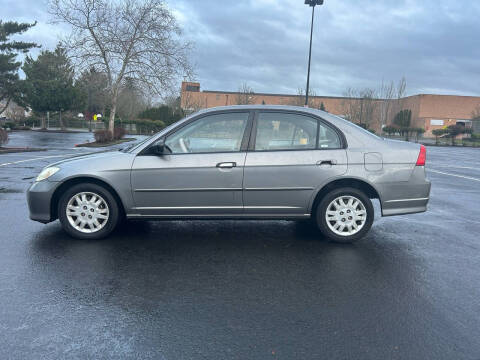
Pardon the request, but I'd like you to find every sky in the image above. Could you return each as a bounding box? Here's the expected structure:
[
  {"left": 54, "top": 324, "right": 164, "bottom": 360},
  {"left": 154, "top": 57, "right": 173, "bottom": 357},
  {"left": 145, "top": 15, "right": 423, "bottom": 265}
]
[{"left": 2, "top": 0, "right": 480, "bottom": 97}]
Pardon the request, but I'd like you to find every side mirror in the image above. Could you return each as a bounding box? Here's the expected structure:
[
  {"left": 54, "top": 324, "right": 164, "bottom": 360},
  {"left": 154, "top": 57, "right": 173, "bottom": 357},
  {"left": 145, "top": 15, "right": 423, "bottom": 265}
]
[{"left": 151, "top": 139, "right": 166, "bottom": 155}]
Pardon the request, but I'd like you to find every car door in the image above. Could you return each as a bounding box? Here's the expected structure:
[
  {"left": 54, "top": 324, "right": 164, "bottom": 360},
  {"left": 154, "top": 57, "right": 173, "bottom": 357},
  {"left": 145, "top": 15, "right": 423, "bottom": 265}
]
[
  {"left": 131, "top": 111, "right": 252, "bottom": 216},
  {"left": 243, "top": 111, "right": 348, "bottom": 216}
]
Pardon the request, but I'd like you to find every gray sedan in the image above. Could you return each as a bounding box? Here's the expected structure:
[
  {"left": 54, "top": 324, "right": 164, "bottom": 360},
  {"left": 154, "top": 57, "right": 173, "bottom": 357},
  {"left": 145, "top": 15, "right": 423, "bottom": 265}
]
[{"left": 27, "top": 105, "right": 431, "bottom": 243}]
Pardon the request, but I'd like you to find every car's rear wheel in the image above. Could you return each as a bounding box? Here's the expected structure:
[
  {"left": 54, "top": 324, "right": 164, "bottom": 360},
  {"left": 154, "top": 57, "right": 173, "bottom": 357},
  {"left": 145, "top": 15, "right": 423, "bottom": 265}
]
[
  {"left": 315, "top": 187, "right": 374, "bottom": 243},
  {"left": 58, "top": 183, "right": 120, "bottom": 240}
]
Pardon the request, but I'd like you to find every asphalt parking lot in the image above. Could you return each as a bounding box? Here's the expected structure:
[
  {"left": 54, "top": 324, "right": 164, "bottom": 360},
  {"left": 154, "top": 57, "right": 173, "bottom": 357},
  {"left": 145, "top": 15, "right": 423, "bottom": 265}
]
[{"left": 0, "top": 131, "right": 479, "bottom": 359}]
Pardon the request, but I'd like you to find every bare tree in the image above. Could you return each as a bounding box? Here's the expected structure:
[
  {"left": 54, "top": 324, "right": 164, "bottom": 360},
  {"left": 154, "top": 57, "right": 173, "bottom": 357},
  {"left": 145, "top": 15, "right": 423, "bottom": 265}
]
[
  {"left": 3, "top": 101, "right": 26, "bottom": 122},
  {"left": 472, "top": 105, "right": 480, "bottom": 120},
  {"left": 283, "top": 87, "right": 318, "bottom": 107},
  {"left": 181, "top": 89, "right": 204, "bottom": 115},
  {"left": 341, "top": 88, "right": 379, "bottom": 129},
  {"left": 235, "top": 82, "right": 256, "bottom": 105},
  {"left": 116, "top": 77, "right": 149, "bottom": 120},
  {"left": 390, "top": 77, "right": 407, "bottom": 123},
  {"left": 379, "top": 79, "right": 395, "bottom": 128},
  {"left": 342, "top": 77, "right": 407, "bottom": 130},
  {"left": 49, "top": 0, "right": 193, "bottom": 136}
]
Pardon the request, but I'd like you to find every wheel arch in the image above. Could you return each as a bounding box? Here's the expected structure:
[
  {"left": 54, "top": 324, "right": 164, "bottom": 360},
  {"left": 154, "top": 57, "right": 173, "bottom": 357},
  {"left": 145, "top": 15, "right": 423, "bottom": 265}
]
[
  {"left": 50, "top": 176, "right": 126, "bottom": 221},
  {"left": 309, "top": 177, "right": 381, "bottom": 217}
]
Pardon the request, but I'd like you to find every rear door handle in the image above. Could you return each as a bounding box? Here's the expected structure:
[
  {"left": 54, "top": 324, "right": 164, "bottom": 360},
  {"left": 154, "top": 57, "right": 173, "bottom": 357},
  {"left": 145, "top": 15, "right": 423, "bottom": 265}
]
[
  {"left": 316, "top": 160, "right": 337, "bottom": 166},
  {"left": 216, "top": 162, "right": 237, "bottom": 169}
]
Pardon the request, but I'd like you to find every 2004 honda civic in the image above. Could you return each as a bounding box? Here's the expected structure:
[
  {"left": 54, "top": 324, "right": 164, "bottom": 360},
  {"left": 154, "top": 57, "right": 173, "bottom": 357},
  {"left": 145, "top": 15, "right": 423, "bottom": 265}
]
[{"left": 27, "top": 105, "right": 431, "bottom": 243}]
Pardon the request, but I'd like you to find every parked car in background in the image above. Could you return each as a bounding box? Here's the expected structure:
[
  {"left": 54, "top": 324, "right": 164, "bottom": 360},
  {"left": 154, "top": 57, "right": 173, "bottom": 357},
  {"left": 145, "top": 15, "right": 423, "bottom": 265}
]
[{"left": 27, "top": 105, "right": 431, "bottom": 243}]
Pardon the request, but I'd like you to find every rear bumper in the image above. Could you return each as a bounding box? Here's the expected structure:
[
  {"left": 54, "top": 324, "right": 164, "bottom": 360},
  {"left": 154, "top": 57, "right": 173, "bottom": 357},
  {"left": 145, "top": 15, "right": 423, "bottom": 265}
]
[
  {"left": 26, "top": 181, "right": 58, "bottom": 223},
  {"left": 380, "top": 166, "right": 431, "bottom": 216},
  {"left": 381, "top": 195, "right": 430, "bottom": 216}
]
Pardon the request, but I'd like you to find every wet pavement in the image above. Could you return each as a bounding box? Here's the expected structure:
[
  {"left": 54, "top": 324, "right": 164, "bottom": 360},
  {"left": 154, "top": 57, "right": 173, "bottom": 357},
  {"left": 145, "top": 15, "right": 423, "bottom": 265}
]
[{"left": 0, "top": 131, "right": 479, "bottom": 359}]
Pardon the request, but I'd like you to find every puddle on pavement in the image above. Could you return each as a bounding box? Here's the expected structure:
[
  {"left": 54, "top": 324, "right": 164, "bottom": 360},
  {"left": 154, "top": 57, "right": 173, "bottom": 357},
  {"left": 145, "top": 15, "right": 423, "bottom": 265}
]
[{"left": 0, "top": 187, "right": 23, "bottom": 193}]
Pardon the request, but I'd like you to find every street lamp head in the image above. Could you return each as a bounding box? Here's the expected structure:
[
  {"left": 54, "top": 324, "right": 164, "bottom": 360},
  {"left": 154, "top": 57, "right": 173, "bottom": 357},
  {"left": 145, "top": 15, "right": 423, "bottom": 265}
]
[{"left": 304, "top": 0, "right": 324, "bottom": 7}]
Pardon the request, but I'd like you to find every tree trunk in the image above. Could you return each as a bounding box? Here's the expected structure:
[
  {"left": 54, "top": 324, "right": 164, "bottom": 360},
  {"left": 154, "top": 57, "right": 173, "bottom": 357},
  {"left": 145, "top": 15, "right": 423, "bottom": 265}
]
[
  {"left": 59, "top": 110, "right": 65, "bottom": 131},
  {"left": 41, "top": 114, "right": 46, "bottom": 129},
  {"left": 109, "top": 94, "right": 117, "bottom": 139}
]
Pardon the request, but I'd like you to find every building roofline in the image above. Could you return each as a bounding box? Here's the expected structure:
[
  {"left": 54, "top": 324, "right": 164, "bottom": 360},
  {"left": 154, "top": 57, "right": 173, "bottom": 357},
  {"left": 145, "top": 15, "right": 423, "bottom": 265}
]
[
  {"left": 200, "top": 90, "right": 382, "bottom": 101},
  {"left": 194, "top": 89, "right": 480, "bottom": 101}
]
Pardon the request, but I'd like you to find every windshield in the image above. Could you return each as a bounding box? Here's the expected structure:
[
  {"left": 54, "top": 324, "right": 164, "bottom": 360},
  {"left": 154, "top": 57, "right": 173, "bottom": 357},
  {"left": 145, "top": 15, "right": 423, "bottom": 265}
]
[
  {"left": 120, "top": 133, "right": 158, "bottom": 152},
  {"left": 122, "top": 113, "right": 195, "bottom": 153}
]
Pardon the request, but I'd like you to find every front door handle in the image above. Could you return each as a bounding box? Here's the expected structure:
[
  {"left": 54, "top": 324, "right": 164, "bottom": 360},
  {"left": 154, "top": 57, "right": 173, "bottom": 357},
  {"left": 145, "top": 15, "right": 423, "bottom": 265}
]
[
  {"left": 316, "top": 159, "right": 337, "bottom": 166},
  {"left": 216, "top": 162, "right": 237, "bottom": 169}
]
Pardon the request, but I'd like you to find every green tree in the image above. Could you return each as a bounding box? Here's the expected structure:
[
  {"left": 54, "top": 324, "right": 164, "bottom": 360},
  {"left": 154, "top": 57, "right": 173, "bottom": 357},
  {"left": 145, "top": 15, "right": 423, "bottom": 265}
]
[
  {"left": 139, "top": 105, "right": 182, "bottom": 126},
  {"left": 76, "top": 67, "right": 109, "bottom": 128},
  {"left": 393, "top": 109, "right": 411, "bottom": 128},
  {"left": 432, "top": 128, "right": 447, "bottom": 145},
  {"left": 319, "top": 102, "right": 326, "bottom": 111},
  {"left": 393, "top": 109, "right": 412, "bottom": 140},
  {"left": 446, "top": 124, "right": 465, "bottom": 146},
  {"left": 23, "top": 45, "right": 82, "bottom": 130},
  {"left": 0, "top": 21, "right": 38, "bottom": 114}
]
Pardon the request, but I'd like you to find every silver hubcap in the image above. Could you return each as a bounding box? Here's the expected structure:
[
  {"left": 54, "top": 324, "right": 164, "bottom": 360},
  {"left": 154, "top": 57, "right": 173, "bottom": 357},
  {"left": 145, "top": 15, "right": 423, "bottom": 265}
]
[
  {"left": 66, "top": 192, "right": 109, "bottom": 233},
  {"left": 325, "top": 195, "right": 367, "bottom": 236}
]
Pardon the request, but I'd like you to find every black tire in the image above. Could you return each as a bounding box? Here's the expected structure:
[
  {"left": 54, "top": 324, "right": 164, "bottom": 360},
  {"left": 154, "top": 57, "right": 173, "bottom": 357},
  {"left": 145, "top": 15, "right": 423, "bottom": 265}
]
[
  {"left": 58, "top": 183, "right": 120, "bottom": 240},
  {"left": 315, "top": 187, "right": 374, "bottom": 243}
]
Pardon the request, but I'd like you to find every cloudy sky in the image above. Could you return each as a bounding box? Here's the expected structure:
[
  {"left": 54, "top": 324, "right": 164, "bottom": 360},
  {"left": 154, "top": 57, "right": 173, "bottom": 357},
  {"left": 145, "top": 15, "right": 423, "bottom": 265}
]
[{"left": 3, "top": 0, "right": 480, "bottom": 97}]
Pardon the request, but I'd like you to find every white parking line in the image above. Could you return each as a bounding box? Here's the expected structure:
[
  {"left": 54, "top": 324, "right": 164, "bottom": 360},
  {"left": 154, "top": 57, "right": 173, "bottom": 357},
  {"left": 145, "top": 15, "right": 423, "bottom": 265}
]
[
  {"left": 431, "top": 165, "right": 479, "bottom": 170},
  {"left": 0, "top": 153, "right": 82, "bottom": 167},
  {"left": 428, "top": 169, "right": 480, "bottom": 182}
]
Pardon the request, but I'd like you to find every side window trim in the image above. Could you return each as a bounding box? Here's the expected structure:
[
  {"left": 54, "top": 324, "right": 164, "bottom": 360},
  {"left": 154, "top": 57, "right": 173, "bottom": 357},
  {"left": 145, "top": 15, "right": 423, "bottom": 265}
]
[
  {"left": 240, "top": 111, "right": 255, "bottom": 151},
  {"left": 141, "top": 110, "right": 253, "bottom": 155},
  {"left": 249, "top": 110, "right": 346, "bottom": 152}
]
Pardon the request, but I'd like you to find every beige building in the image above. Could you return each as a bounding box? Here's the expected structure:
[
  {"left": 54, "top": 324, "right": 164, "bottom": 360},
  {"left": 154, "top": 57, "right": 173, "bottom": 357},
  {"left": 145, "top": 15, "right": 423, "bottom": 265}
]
[{"left": 180, "top": 81, "right": 480, "bottom": 137}]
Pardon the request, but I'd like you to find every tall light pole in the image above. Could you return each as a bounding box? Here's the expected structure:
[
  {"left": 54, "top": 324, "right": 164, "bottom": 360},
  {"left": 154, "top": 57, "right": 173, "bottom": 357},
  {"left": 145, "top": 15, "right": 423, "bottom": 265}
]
[{"left": 304, "top": 0, "right": 324, "bottom": 107}]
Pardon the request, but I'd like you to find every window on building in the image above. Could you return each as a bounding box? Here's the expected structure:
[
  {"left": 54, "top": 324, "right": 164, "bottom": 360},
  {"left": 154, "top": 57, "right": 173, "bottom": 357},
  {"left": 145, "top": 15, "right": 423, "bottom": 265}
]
[
  {"left": 430, "top": 119, "right": 444, "bottom": 126},
  {"left": 186, "top": 85, "right": 200, "bottom": 92}
]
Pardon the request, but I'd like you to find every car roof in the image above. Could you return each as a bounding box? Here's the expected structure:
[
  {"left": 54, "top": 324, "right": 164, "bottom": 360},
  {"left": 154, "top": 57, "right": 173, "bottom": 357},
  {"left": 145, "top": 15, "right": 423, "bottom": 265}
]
[
  {"left": 196, "top": 104, "right": 325, "bottom": 114},
  {"left": 195, "top": 104, "right": 349, "bottom": 128}
]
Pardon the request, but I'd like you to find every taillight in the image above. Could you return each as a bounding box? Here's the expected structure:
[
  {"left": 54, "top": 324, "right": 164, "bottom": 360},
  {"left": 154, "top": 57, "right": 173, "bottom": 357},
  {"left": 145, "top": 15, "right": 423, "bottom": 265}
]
[{"left": 416, "top": 145, "right": 426, "bottom": 166}]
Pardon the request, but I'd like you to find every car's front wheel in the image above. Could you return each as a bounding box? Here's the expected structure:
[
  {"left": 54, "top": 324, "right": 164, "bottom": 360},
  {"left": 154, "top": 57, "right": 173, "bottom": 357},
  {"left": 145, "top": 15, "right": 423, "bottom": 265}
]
[
  {"left": 315, "top": 187, "right": 374, "bottom": 243},
  {"left": 58, "top": 183, "right": 120, "bottom": 240}
]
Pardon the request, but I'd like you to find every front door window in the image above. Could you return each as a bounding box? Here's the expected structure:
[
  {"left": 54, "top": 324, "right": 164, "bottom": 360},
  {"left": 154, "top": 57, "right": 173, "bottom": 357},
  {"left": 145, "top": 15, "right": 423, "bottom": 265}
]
[{"left": 165, "top": 112, "right": 249, "bottom": 154}]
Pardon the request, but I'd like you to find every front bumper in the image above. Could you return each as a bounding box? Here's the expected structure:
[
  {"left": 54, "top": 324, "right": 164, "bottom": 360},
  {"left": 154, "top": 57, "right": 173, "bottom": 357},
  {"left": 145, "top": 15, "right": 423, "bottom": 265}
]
[{"left": 27, "top": 180, "right": 59, "bottom": 223}]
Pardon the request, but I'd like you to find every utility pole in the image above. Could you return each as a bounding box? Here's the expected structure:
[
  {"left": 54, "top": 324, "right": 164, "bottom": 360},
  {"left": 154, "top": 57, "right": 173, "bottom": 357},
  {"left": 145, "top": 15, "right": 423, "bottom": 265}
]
[{"left": 304, "top": 0, "right": 324, "bottom": 107}]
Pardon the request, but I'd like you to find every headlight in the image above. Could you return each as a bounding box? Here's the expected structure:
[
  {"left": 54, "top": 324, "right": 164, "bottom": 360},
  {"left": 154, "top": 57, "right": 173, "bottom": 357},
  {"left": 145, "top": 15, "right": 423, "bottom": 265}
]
[{"left": 36, "top": 167, "right": 60, "bottom": 182}]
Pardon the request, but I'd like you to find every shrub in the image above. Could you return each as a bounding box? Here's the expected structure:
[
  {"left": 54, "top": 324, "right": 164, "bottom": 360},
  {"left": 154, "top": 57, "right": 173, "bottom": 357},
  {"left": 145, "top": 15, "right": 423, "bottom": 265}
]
[
  {"left": 3, "top": 122, "right": 17, "bottom": 130},
  {"left": 382, "top": 125, "right": 398, "bottom": 136},
  {"left": 113, "top": 127, "right": 126, "bottom": 140},
  {"left": 94, "top": 127, "right": 126, "bottom": 143},
  {"left": 412, "top": 127, "right": 425, "bottom": 135},
  {"left": 94, "top": 129, "right": 111, "bottom": 143},
  {"left": 0, "top": 128, "right": 8, "bottom": 146}
]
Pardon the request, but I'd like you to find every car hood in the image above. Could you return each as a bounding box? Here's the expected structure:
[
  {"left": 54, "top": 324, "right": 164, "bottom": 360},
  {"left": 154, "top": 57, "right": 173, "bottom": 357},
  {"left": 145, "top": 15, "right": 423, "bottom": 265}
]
[
  {"left": 46, "top": 150, "right": 136, "bottom": 181},
  {"left": 48, "top": 150, "right": 118, "bottom": 167}
]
